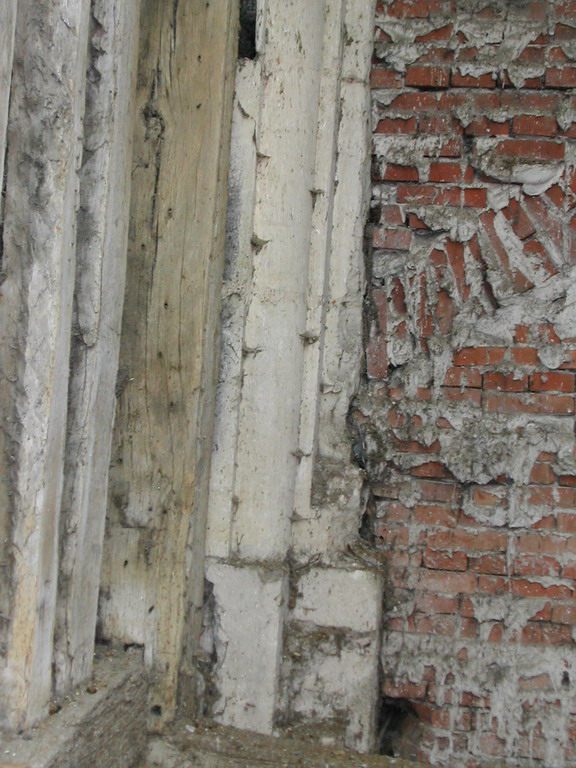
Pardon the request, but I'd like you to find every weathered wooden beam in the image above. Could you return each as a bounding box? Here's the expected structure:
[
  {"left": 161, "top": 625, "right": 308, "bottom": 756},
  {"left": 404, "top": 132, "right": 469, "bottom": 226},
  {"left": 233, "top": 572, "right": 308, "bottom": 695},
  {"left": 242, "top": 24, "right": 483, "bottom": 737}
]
[
  {"left": 0, "top": 0, "right": 17, "bottom": 217},
  {"left": 0, "top": 0, "right": 18, "bottom": 662},
  {"left": 100, "top": 0, "right": 239, "bottom": 727},
  {"left": 53, "top": 0, "right": 142, "bottom": 695},
  {"left": 0, "top": 0, "right": 91, "bottom": 730}
]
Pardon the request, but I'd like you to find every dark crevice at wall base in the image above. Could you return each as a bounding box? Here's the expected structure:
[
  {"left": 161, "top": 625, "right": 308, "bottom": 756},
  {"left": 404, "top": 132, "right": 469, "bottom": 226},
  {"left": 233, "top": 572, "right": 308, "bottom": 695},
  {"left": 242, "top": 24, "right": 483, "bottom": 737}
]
[
  {"left": 238, "top": 0, "right": 257, "bottom": 59},
  {"left": 377, "top": 698, "right": 422, "bottom": 760}
]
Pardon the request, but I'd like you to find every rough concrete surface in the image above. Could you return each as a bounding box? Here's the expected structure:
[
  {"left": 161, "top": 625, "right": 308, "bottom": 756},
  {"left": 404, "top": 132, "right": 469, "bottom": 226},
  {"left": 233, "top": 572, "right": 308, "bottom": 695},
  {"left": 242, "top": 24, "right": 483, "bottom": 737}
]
[
  {"left": 139, "top": 720, "right": 427, "bottom": 768},
  {"left": 0, "top": 648, "right": 148, "bottom": 768}
]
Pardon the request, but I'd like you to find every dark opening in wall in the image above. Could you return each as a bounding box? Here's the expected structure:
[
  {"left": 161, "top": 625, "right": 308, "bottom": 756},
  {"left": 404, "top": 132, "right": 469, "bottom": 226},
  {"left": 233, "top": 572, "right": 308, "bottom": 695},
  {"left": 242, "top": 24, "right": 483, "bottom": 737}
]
[
  {"left": 377, "top": 698, "right": 421, "bottom": 759},
  {"left": 239, "top": 0, "right": 257, "bottom": 59}
]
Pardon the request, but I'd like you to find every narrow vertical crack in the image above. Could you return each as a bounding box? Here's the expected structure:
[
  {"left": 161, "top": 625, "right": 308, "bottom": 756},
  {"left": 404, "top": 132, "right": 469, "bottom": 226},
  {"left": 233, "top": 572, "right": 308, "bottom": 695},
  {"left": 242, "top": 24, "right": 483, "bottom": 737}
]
[{"left": 238, "top": 0, "right": 257, "bottom": 59}]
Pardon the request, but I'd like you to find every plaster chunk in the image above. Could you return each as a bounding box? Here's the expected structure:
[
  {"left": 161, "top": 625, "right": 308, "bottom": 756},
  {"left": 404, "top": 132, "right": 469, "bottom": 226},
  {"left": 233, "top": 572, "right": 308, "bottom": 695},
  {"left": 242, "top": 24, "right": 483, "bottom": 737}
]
[
  {"left": 292, "top": 567, "right": 382, "bottom": 633},
  {"left": 204, "top": 561, "right": 288, "bottom": 734}
]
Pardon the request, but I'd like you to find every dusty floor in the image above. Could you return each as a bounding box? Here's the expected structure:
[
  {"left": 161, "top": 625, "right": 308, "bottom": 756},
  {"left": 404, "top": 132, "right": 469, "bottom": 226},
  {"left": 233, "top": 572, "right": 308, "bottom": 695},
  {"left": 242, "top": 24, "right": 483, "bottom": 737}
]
[{"left": 139, "top": 719, "right": 427, "bottom": 768}]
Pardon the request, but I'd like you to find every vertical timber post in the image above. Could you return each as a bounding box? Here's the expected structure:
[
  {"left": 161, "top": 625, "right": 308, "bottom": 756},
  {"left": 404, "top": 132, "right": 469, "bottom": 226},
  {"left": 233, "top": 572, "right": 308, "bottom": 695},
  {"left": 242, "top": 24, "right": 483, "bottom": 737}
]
[
  {"left": 0, "top": 0, "right": 18, "bottom": 672},
  {"left": 100, "top": 0, "right": 239, "bottom": 728},
  {"left": 0, "top": 0, "right": 92, "bottom": 729},
  {"left": 53, "top": 0, "right": 143, "bottom": 695}
]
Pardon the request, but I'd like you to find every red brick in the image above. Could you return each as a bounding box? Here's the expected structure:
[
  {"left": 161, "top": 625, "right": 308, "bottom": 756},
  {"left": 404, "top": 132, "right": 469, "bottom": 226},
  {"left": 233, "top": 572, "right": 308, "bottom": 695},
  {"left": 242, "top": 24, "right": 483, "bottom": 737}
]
[
  {"left": 495, "top": 138, "right": 564, "bottom": 161},
  {"left": 411, "top": 614, "right": 459, "bottom": 635},
  {"left": 479, "top": 733, "right": 506, "bottom": 757},
  {"left": 406, "top": 65, "right": 450, "bottom": 88},
  {"left": 500, "top": 92, "right": 561, "bottom": 113},
  {"left": 453, "top": 347, "right": 506, "bottom": 366},
  {"left": 414, "top": 479, "right": 462, "bottom": 503},
  {"left": 559, "top": 350, "right": 576, "bottom": 369},
  {"left": 445, "top": 239, "right": 469, "bottom": 299},
  {"left": 383, "top": 679, "right": 427, "bottom": 699},
  {"left": 434, "top": 138, "right": 463, "bottom": 158},
  {"left": 523, "top": 196, "right": 564, "bottom": 255},
  {"left": 411, "top": 461, "right": 453, "bottom": 479},
  {"left": 427, "top": 529, "right": 508, "bottom": 552},
  {"left": 511, "top": 579, "right": 572, "bottom": 599},
  {"left": 512, "top": 115, "right": 558, "bottom": 136},
  {"left": 471, "top": 487, "right": 505, "bottom": 506},
  {"left": 377, "top": 526, "right": 410, "bottom": 547},
  {"left": 502, "top": 200, "right": 537, "bottom": 240},
  {"left": 413, "top": 504, "right": 457, "bottom": 528},
  {"left": 518, "top": 673, "right": 553, "bottom": 691},
  {"left": 415, "top": 593, "right": 459, "bottom": 614},
  {"left": 380, "top": 204, "right": 404, "bottom": 226},
  {"left": 423, "top": 549, "right": 468, "bottom": 571},
  {"left": 395, "top": 439, "right": 441, "bottom": 454},
  {"left": 556, "top": 22, "right": 576, "bottom": 41},
  {"left": 443, "top": 367, "right": 482, "bottom": 387},
  {"left": 418, "top": 569, "right": 477, "bottom": 594},
  {"left": 442, "top": 387, "right": 482, "bottom": 405},
  {"left": 528, "top": 486, "right": 576, "bottom": 507},
  {"left": 383, "top": 163, "right": 420, "bottom": 182},
  {"left": 545, "top": 184, "right": 566, "bottom": 209},
  {"left": 469, "top": 554, "right": 508, "bottom": 575},
  {"left": 380, "top": 502, "right": 411, "bottom": 523},
  {"left": 429, "top": 162, "right": 462, "bottom": 183},
  {"left": 484, "top": 393, "right": 575, "bottom": 415},
  {"left": 517, "top": 45, "right": 546, "bottom": 65},
  {"left": 521, "top": 622, "right": 573, "bottom": 645},
  {"left": 528, "top": 463, "right": 555, "bottom": 484},
  {"left": 557, "top": 513, "right": 576, "bottom": 532},
  {"left": 463, "top": 188, "right": 487, "bottom": 208},
  {"left": 373, "top": 227, "right": 412, "bottom": 250},
  {"left": 371, "top": 68, "right": 404, "bottom": 88},
  {"left": 407, "top": 212, "right": 429, "bottom": 231},
  {"left": 513, "top": 554, "right": 561, "bottom": 577},
  {"left": 460, "top": 691, "right": 490, "bottom": 708},
  {"left": 530, "top": 372, "right": 574, "bottom": 392},
  {"left": 397, "top": 184, "right": 461, "bottom": 206},
  {"left": 551, "top": 603, "right": 576, "bottom": 624},
  {"left": 416, "top": 24, "right": 453, "bottom": 42},
  {"left": 390, "top": 277, "right": 407, "bottom": 314},
  {"left": 451, "top": 71, "right": 496, "bottom": 88},
  {"left": 464, "top": 117, "right": 509, "bottom": 136},
  {"left": 530, "top": 603, "right": 553, "bottom": 621},
  {"left": 386, "top": 0, "right": 447, "bottom": 18},
  {"left": 546, "top": 67, "right": 576, "bottom": 88},
  {"left": 487, "top": 623, "right": 504, "bottom": 642},
  {"left": 531, "top": 515, "right": 555, "bottom": 530},
  {"left": 376, "top": 116, "right": 417, "bottom": 134},
  {"left": 433, "top": 290, "right": 455, "bottom": 334},
  {"left": 481, "top": 210, "right": 535, "bottom": 293},
  {"left": 537, "top": 451, "right": 557, "bottom": 462},
  {"left": 511, "top": 347, "right": 539, "bottom": 365},
  {"left": 478, "top": 575, "right": 507, "bottom": 594},
  {"left": 483, "top": 372, "right": 528, "bottom": 392}
]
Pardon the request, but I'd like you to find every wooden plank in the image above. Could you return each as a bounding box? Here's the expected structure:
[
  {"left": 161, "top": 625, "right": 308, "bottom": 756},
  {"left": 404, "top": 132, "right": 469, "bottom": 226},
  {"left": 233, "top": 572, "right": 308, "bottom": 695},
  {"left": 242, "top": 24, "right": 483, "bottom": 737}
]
[
  {"left": 53, "top": 0, "right": 142, "bottom": 696},
  {"left": 0, "top": 0, "right": 17, "bottom": 216},
  {"left": 99, "top": 0, "right": 239, "bottom": 726},
  {"left": 0, "top": 0, "right": 91, "bottom": 729},
  {"left": 0, "top": 0, "right": 18, "bottom": 665}
]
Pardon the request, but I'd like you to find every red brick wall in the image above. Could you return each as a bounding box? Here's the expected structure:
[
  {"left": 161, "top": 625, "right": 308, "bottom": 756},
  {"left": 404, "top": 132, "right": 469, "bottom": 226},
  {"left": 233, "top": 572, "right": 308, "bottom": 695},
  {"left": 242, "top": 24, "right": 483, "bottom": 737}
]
[{"left": 357, "top": 2, "right": 576, "bottom": 766}]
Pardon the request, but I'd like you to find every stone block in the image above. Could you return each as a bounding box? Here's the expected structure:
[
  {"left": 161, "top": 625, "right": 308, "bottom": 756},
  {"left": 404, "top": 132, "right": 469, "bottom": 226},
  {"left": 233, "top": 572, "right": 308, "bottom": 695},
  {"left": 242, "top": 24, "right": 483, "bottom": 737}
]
[{"left": 204, "top": 561, "right": 288, "bottom": 734}]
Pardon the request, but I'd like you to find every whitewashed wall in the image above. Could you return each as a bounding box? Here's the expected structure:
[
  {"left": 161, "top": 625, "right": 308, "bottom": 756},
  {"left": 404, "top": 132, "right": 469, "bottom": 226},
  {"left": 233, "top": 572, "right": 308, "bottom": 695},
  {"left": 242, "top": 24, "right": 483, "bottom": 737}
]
[{"left": 205, "top": 0, "right": 380, "bottom": 752}]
